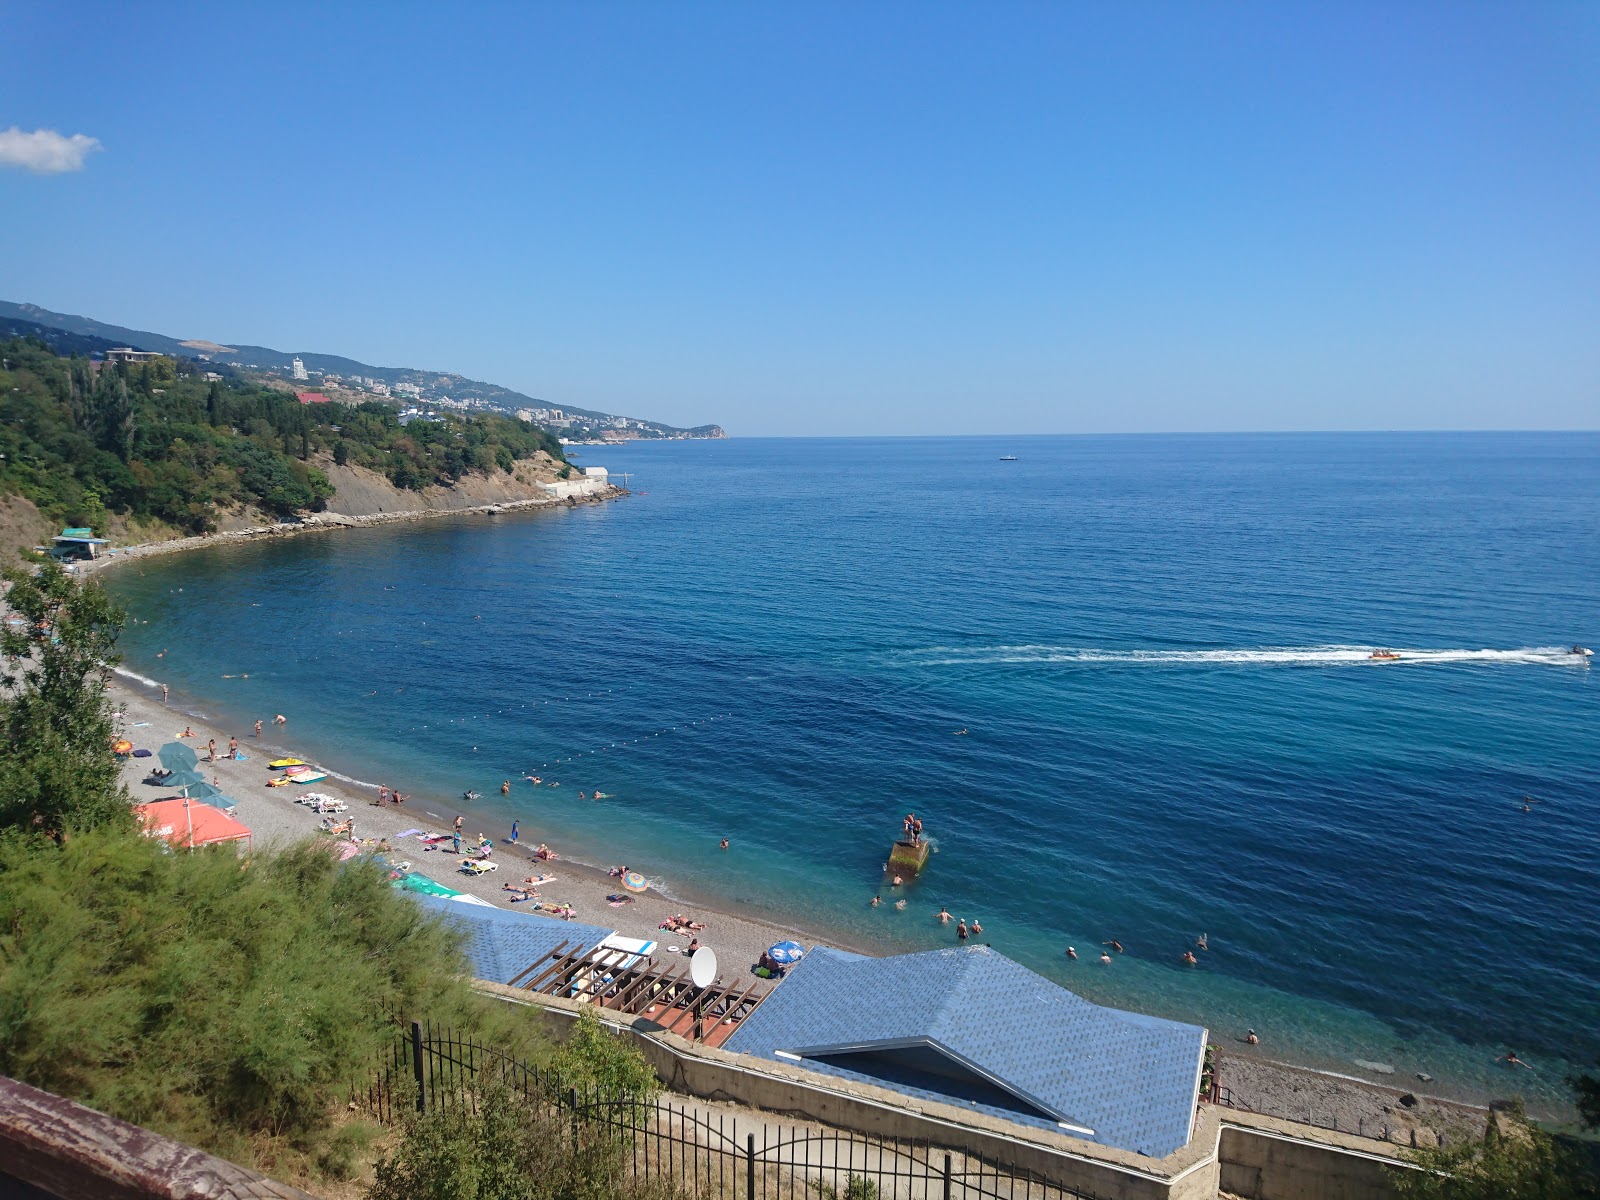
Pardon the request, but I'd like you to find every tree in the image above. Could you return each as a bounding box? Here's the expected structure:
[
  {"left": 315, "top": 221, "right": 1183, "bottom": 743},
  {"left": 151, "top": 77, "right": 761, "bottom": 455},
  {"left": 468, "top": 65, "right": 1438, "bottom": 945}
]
[
  {"left": 1388, "top": 1105, "right": 1599, "bottom": 1200},
  {"left": 0, "top": 560, "right": 133, "bottom": 840},
  {"left": 1568, "top": 1068, "right": 1600, "bottom": 1131},
  {"left": 0, "top": 827, "right": 512, "bottom": 1172},
  {"left": 547, "top": 1007, "right": 660, "bottom": 1107}
]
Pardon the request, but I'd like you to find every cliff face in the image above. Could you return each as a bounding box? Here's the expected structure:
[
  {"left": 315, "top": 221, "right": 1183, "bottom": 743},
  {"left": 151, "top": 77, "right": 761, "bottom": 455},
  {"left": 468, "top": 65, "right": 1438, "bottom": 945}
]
[
  {"left": 319, "top": 453, "right": 573, "bottom": 518},
  {"left": 0, "top": 493, "right": 54, "bottom": 558}
]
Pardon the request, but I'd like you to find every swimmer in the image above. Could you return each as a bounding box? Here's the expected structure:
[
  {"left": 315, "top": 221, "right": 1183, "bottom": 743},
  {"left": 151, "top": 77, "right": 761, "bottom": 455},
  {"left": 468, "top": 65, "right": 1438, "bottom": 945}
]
[
  {"left": 719, "top": 838, "right": 729, "bottom": 850},
  {"left": 1065, "top": 946, "right": 1078, "bottom": 960},
  {"left": 891, "top": 875, "right": 903, "bottom": 888},
  {"left": 894, "top": 899, "right": 906, "bottom": 911},
  {"left": 1246, "top": 1030, "right": 1259, "bottom": 1045},
  {"left": 970, "top": 919, "right": 982, "bottom": 936},
  {"left": 1196, "top": 932, "right": 1209, "bottom": 951},
  {"left": 579, "top": 790, "right": 587, "bottom": 800},
  {"left": 937, "top": 907, "right": 952, "bottom": 924},
  {"left": 1103, "top": 939, "right": 1124, "bottom": 953},
  {"left": 1181, "top": 950, "right": 1198, "bottom": 966},
  {"left": 500, "top": 780, "right": 510, "bottom": 795},
  {"left": 1099, "top": 951, "right": 1112, "bottom": 965},
  {"left": 1497, "top": 1050, "right": 1531, "bottom": 1070},
  {"left": 954, "top": 727, "right": 968, "bottom": 735},
  {"left": 273, "top": 714, "right": 287, "bottom": 726},
  {"left": 870, "top": 895, "right": 881, "bottom": 907}
]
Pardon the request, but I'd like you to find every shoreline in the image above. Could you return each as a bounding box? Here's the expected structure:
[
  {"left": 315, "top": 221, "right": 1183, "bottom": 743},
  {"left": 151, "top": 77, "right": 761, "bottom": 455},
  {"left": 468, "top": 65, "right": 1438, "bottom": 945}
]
[
  {"left": 79, "top": 485, "right": 623, "bottom": 576},
  {"left": 105, "top": 669, "right": 1505, "bottom": 1137}
]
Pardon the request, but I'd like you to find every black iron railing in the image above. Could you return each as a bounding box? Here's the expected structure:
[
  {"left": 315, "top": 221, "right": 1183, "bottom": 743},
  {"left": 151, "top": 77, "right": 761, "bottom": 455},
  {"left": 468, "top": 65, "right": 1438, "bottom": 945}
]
[{"left": 361, "top": 1019, "right": 1105, "bottom": 1200}]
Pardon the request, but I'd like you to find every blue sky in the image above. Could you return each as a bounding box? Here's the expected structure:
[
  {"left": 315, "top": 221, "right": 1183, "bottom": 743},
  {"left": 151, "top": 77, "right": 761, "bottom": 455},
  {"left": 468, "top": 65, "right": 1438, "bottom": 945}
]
[{"left": 3, "top": 3, "right": 1596, "bottom": 435}]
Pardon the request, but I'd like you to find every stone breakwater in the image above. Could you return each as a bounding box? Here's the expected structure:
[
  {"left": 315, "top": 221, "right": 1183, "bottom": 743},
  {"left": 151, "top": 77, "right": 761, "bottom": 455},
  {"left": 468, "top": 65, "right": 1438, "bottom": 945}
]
[{"left": 86, "top": 485, "right": 624, "bottom": 572}]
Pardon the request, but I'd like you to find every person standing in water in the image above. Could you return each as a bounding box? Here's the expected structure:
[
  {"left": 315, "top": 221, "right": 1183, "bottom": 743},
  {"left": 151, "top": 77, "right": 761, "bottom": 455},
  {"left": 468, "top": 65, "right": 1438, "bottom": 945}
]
[
  {"left": 254, "top": 719, "right": 262, "bottom": 738},
  {"left": 510, "top": 821, "right": 519, "bottom": 843}
]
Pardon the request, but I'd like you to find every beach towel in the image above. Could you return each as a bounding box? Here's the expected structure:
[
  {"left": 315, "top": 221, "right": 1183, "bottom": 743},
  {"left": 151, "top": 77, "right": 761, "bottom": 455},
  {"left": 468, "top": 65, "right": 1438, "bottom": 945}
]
[{"left": 395, "top": 828, "right": 424, "bottom": 838}]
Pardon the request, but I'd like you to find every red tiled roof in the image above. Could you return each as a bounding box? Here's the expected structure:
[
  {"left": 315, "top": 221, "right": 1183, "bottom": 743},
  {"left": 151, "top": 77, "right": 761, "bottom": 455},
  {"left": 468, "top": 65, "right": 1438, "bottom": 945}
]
[{"left": 296, "top": 391, "right": 332, "bottom": 404}]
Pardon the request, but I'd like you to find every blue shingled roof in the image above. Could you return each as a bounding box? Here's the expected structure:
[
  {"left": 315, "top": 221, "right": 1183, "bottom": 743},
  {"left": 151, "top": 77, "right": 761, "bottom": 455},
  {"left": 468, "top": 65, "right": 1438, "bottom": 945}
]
[
  {"left": 411, "top": 894, "right": 613, "bottom": 986},
  {"left": 724, "top": 946, "right": 1205, "bottom": 1158}
]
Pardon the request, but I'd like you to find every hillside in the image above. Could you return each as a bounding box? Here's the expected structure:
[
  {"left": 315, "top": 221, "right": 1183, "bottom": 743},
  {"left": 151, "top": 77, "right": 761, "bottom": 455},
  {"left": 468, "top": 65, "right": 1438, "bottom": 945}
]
[
  {"left": 1, "top": 300, "right": 725, "bottom": 441},
  {"left": 0, "top": 337, "right": 581, "bottom": 553}
]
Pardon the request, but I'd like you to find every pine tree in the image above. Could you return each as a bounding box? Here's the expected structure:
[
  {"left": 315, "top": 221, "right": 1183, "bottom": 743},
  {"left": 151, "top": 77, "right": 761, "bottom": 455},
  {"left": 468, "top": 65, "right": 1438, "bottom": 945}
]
[{"left": 0, "top": 560, "right": 133, "bottom": 840}]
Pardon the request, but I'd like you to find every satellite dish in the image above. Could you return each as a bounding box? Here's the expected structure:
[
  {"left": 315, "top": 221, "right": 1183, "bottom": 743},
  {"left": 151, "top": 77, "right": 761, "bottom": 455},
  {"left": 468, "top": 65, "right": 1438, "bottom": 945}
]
[{"left": 690, "top": 946, "right": 718, "bottom": 989}]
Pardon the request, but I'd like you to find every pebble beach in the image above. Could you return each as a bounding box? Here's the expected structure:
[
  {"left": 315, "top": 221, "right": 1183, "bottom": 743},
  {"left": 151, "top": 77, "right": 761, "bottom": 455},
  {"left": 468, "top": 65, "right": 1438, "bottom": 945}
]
[{"left": 109, "top": 679, "right": 827, "bottom": 987}]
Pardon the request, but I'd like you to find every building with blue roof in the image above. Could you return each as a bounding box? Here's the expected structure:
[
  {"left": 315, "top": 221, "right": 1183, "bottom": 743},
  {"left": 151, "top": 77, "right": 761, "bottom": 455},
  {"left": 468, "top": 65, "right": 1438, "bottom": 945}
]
[
  {"left": 723, "top": 945, "right": 1206, "bottom": 1158},
  {"left": 411, "top": 893, "right": 614, "bottom": 987}
]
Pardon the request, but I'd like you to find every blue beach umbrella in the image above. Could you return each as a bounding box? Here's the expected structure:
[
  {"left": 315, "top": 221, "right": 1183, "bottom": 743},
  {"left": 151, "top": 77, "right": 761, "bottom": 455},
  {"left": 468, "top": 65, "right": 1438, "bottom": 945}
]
[{"left": 767, "top": 940, "right": 805, "bottom": 964}]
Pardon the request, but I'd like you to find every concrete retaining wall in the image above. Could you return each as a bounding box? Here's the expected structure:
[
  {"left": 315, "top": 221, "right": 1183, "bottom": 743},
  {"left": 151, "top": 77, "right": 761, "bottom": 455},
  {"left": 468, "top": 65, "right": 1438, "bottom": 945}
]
[{"left": 1217, "top": 1119, "right": 1411, "bottom": 1200}]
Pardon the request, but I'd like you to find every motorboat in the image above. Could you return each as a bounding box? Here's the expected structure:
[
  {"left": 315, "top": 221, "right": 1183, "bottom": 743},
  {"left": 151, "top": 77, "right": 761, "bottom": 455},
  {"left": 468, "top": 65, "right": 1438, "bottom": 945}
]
[
  {"left": 999, "top": 455, "right": 1018, "bottom": 461},
  {"left": 1369, "top": 649, "right": 1401, "bottom": 661},
  {"left": 1571, "top": 645, "right": 1594, "bottom": 658}
]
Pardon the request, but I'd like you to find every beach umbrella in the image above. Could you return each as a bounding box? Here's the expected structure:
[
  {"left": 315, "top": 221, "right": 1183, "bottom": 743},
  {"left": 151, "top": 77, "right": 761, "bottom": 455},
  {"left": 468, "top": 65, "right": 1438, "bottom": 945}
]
[
  {"left": 112, "top": 739, "right": 133, "bottom": 756},
  {"left": 621, "top": 870, "right": 649, "bottom": 894},
  {"left": 132, "top": 748, "right": 152, "bottom": 758},
  {"left": 158, "top": 741, "right": 199, "bottom": 773},
  {"left": 163, "top": 768, "right": 208, "bottom": 789},
  {"left": 767, "top": 940, "right": 805, "bottom": 964}
]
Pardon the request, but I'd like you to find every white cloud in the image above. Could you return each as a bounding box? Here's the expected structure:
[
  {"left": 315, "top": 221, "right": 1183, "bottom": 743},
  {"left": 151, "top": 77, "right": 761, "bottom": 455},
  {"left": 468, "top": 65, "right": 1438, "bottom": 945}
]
[{"left": 0, "top": 126, "right": 103, "bottom": 174}]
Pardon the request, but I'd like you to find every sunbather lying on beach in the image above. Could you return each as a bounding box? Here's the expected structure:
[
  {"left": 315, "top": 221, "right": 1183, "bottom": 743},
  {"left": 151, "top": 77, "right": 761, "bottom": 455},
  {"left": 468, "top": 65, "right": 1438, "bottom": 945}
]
[
  {"left": 502, "top": 883, "right": 541, "bottom": 901},
  {"left": 522, "top": 874, "right": 555, "bottom": 886},
  {"left": 659, "top": 914, "right": 707, "bottom": 933}
]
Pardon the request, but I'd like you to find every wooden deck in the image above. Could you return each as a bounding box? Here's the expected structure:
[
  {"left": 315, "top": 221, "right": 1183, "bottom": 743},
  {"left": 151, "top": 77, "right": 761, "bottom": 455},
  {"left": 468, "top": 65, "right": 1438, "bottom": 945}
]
[{"left": 509, "top": 939, "right": 772, "bottom": 1045}]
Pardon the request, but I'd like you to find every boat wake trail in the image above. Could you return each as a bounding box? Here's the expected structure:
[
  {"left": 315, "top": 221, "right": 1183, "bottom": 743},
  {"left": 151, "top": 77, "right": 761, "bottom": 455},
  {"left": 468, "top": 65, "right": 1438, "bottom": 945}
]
[
  {"left": 891, "top": 645, "right": 1590, "bottom": 669},
  {"left": 113, "top": 665, "right": 165, "bottom": 689}
]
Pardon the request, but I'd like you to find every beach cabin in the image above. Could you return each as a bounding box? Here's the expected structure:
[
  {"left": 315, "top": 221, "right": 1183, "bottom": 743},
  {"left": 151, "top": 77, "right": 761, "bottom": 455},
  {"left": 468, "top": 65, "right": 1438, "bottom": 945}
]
[
  {"left": 49, "top": 528, "right": 109, "bottom": 561},
  {"left": 582, "top": 465, "right": 609, "bottom": 481}
]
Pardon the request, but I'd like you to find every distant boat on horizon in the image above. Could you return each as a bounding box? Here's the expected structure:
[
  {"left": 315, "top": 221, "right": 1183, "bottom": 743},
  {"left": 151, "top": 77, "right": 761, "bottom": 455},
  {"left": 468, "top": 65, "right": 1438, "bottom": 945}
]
[{"left": 999, "top": 455, "right": 1018, "bottom": 461}]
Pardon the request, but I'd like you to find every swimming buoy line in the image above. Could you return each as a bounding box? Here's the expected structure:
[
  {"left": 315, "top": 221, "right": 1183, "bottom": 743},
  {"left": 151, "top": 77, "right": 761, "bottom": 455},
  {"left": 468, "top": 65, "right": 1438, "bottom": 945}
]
[
  {"left": 536, "top": 713, "right": 736, "bottom": 768},
  {"left": 403, "top": 690, "right": 622, "bottom": 730}
]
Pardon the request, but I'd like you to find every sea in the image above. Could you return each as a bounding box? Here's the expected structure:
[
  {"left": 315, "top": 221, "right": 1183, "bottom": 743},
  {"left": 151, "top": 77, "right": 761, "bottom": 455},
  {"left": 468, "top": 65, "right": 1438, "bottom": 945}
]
[{"left": 105, "top": 433, "right": 1600, "bottom": 1113}]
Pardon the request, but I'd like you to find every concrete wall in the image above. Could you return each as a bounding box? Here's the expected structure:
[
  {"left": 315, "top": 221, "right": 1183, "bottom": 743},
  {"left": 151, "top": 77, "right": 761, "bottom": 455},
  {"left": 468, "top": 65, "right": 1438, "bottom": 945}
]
[
  {"left": 542, "top": 478, "right": 610, "bottom": 499},
  {"left": 1217, "top": 1117, "right": 1412, "bottom": 1200}
]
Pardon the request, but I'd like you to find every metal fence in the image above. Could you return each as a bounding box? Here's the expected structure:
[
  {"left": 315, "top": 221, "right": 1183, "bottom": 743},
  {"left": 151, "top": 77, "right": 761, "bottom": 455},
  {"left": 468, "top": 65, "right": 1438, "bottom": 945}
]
[{"left": 361, "top": 1019, "right": 1104, "bottom": 1200}]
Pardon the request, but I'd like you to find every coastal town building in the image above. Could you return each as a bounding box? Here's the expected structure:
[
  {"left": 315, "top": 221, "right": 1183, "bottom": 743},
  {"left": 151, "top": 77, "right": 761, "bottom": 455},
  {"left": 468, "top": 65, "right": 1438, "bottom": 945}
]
[
  {"left": 291, "top": 356, "right": 309, "bottom": 381},
  {"left": 103, "top": 346, "right": 162, "bottom": 365}
]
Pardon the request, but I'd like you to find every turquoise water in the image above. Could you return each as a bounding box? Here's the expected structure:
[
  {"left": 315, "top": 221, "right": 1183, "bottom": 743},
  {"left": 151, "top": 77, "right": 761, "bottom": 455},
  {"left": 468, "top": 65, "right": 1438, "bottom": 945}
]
[{"left": 107, "top": 434, "right": 1600, "bottom": 1111}]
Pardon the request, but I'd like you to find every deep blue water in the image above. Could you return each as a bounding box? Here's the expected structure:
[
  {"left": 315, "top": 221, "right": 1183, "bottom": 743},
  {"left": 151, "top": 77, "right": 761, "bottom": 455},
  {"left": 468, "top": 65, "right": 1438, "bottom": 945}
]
[{"left": 107, "top": 434, "right": 1600, "bottom": 1110}]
